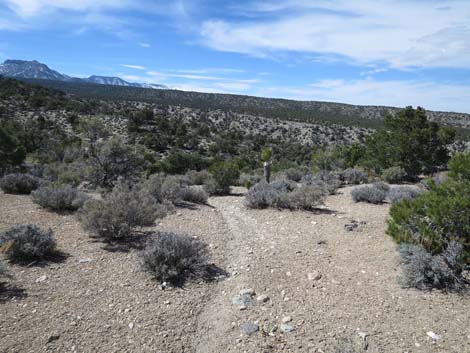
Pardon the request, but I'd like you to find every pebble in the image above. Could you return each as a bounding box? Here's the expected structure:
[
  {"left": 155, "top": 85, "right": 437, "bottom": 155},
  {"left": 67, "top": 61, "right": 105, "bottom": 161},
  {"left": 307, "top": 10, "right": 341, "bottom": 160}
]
[
  {"left": 256, "top": 294, "right": 269, "bottom": 303},
  {"left": 280, "top": 323, "right": 295, "bottom": 333},
  {"left": 232, "top": 294, "right": 253, "bottom": 306},
  {"left": 78, "top": 258, "right": 92, "bottom": 263},
  {"left": 35, "top": 275, "right": 47, "bottom": 283},
  {"left": 282, "top": 316, "right": 292, "bottom": 323},
  {"left": 307, "top": 271, "right": 322, "bottom": 281},
  {"left": 241, "top": 322, "right": 259, "bottom": 335},
  {"left": 426, "top": 331, "right": 442, "bottom": 341}
]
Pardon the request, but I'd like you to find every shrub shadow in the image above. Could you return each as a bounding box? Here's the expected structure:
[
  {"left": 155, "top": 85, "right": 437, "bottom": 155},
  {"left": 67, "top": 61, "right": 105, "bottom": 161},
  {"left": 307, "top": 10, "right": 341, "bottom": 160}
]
[
  {"left": 0, "top": 282, "right": 27, "bottom": 303},
  {"left": 168, "top": 263, "right": 229, "bottom": 288},
  {"left": 8, "top": 250, "right": 69, "bottom": 267},
  {"left": 99, "top": 231, "right": 154, "bottom": 253}
]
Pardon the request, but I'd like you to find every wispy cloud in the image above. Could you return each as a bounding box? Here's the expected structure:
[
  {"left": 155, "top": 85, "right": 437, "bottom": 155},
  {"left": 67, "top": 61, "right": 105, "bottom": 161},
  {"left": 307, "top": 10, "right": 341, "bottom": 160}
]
[
  {"left": 139, "top": 42, "right": 151, "bottom": 48},
  {"left": 260, "top": 78, "right": 470, "bottom": 113},
  {"left": 199, "top": 0, "right": 470, "bottom": 69},
  {"left": 121, "top": 64, "right": 145, "bottom": 70}
]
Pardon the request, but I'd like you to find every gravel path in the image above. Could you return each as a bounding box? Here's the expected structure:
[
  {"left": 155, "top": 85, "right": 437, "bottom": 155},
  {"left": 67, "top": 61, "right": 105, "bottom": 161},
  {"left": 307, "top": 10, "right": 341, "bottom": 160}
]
[{"left": 1, "top": 187, "right": 469, "bottom": 353}]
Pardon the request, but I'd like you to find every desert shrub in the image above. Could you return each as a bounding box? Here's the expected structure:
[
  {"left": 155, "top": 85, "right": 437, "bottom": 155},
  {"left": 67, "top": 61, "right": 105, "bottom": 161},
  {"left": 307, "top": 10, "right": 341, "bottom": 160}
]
[
  {"left": 381, "top": 166, "right": 407, "bottom": 183},
  {"left": 311, "top": 147, "right": 346, "bottom": 172},
  {"left": 421, "top": 173, "right": 449, "bottom": 190},
  {"left": 302, "top": 171, "right": 341, "bottom": 195},
  {"left": 87, "top": 137, "right": 147, "bottom": 189},
  {"left": 43, "top": 162, "right": 85, "bottom": 187},
  {"left": 270, "top": 179, "right": 297, "bottom": 193},
  {"left": 161, "top": 175, "right": 187, "bottom": 203},
  {"left": 245, "top": 182, "right": 283, "bottom": 209},
  {"left": 140, "top": 232, "right": 210, "bottom": 284},
  {"left": 0, "top": 224, "right": 56, "bottom": 261},
  {"left": 0, "top": 123, "right": 26, "bottom": 173},
  {"left": 0, "top": 173, "right": 40, "bottom": 194},
  {"left": 399, "top": 242, "right": 467, "bottom": 292},
  {"left": 448, "top": 152, "right": 470, "bottom": 181},
  {"left": 179, "top": 186, "right": 208, "bottom": 204},
  {"left": 351, "top": 183, "right": 388, "bottom": 204},
  {"left": 388, "top": 186, "right": 422, "bottom": 204},
  {"left": 340, "top": 168, "right": 368, "bottom": 185},
  {"left": 202, "top": 176, "right": 219, "bottom": 196},
  {"left": 185, "top": 170, "right": 211, "bottom": 185},
  {"left": 279, "top": 185, "right": 325, "bottom": 210},
  {"left": 32, "top": 184, "right": 88, "bottom": 211},
  {"left": 143, "top": 173, "right": 166, "bottom": 202},
  {"left": 387, "top": 180, "right": 470, "bottom": 264},
  {"left": 207, "top": 161, "right": 240, "bottom": 195},
  {"left": 277, "top": 167, "right": 309, "bottom": 182},
  {"left": 79, "top": 181, "right": 165, "bottom": 240},
  {"left": 239, "top": 173, "right": 263, "bottom": 187},
  {"left": 0, "top": 259, "right": 9, "bottom": 279}
]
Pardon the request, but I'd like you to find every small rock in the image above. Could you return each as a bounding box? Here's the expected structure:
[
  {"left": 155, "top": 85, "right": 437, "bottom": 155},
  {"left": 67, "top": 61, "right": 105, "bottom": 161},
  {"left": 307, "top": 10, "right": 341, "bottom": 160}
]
[
  {"left": 128, "top": 322, "right": 134, "bottom": 329},
  {"left": 239, "top": 288, "right": 255, "bottom": 296},
  {"left": 35, "top": 275, "right": 47, "bottom": 283},
  {"left": 280, "top": 323, "right": 295, "bottom": 333},
  {"left": 47, "top": 334, "right": 60, "bottom": 343},
  {"left": 307, "top": 271, "right": 322, "bottom": 281},
  {"left": 286, "top": 271, "right": 292, "bottom": 277},
  {"left": 241, "top": 322, "right": 259, "bottom": 335},
  {"left": 256, "top": 294, "right": 269, "bottom": 303},
  {"left": 239, "top": 305, "right": 247, "bottom": 311},
  {"left": 232, "top": 294, "right": 253, "bottom": 306},
  {"left": 282, "top": 316, "right": 292, "bottom": 323},
  {"left": 78, "top": 258, "right": 92, "bottom": 264},
  {"left": 426, "top": 331, "right": 442, "bottom": 341}
]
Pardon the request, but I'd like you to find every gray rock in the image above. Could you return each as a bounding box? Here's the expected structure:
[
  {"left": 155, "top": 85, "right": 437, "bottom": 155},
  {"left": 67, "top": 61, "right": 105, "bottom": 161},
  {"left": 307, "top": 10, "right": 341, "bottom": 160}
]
[
  {"left": 307, "top": 271, "right": 322, "bottom": 281},
  {"left": 282, "top": 316, "right": 292, "bottom": 323},
  {"left": 256, "top": 294, "right": 269, "bottom": 303},
  {"left": 280, "top": 323, "right": 295, "bottom": 333},
  {"left": 35, "top": 275, "right": 47, "bottom": 283},
  {"left": 232, "top": 294, "right": 253, "bottom": 306},
  {"left": 241, "top": 322, "right": 259, "bottom": 335},
  {"left": 239, "top": 288, "right": 255, "bottom": 296}
]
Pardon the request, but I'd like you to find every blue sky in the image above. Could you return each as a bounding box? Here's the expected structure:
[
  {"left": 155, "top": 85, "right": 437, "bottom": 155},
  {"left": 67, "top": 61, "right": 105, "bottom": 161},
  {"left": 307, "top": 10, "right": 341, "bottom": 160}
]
[{"left": 1, "top": 0, "right": 470, "bottom": 112}]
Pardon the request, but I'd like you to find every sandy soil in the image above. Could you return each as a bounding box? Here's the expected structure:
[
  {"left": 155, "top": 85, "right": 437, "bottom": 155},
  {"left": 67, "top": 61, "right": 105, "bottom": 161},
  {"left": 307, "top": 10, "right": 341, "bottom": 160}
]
[{"left": 0, "top": 187, "right": 469, "bottom": 353}]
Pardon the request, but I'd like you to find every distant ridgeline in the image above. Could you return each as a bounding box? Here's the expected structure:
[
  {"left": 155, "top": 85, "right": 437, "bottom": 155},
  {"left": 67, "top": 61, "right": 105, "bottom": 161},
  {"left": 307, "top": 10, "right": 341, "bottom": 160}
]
[{"left": 21, "top": 77, "right": 470, "bottom": 138}]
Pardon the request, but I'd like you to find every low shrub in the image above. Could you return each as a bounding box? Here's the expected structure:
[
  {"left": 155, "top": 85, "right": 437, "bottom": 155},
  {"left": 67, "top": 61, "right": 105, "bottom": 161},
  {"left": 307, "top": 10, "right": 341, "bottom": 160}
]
[
  {"left": 0, "top": 173, "right": 40, "bottom": 194},
  {"left": 388, "top": 186, "right": 422, "bottom": 204},
  {"left": 140, "top": 232, "right": 210, "bottom": 284},
  {"left": 239, "top": 174, "right": 263, "bottom": 187},
  {"left": 381, "top": 166, "right": 407, "bottom": 184},
  {"left": 279, "top": 185, "right": 325, "bottom": 210},
  {"left": 399, "top": 242, "right": 467, "bottom": 292},
  {"left": 0, "top": 224, "right": 56, "bottom": 261},
  {"left": 245, "top": 182, "right": 325, "bottom": 210},
  {"left": 340, "top": 168, "right": 368, "bottom": 185},
  {"left": 245, "top": 182, "right": 282, "bottom": 209},
  {"left": 79, "top": 181, "right": 165, "bottom": 240},
  {"left": 448, "top": 152, "right": 470, "bottom": 181},
  {"left": 387, "top": 180, "right": 470, "bottom": 264},
  {"left": 143, "top": 173, "right": 166, "bottom": 202},
  {"left": 351, "top": 183, "right": 388, "bottom": 204},
  {"left": 302, "top": 171, "right": 341, "bottom": 195},
  {"left": 161, "top": 175, "right": 187, "bottom": 203},
  {"left": 277, "top": 167, "right": 309, "bottom": 182},
  {"left": 185, "top": 170, "right": 211, "bottom": 185},
  {"left": 32, "top": 184, "right": 88, "bottom": 211},
  {"left": 0, "top": 260, "right": 8, "bottom": 278},
  {"left": 179, "top": 186, "right": 208, "bottom": 204}
]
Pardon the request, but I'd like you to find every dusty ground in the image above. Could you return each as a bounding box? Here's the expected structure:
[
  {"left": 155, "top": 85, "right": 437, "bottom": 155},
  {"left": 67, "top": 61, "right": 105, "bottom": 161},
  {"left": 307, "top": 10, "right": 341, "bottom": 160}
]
[{"left": 0, "top": 186, "right": 469, "bottom": 353}]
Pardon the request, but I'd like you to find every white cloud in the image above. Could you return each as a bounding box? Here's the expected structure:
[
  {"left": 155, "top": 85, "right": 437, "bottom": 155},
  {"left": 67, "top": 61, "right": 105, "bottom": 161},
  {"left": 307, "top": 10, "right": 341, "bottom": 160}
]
[
  {"left": 200, "top": 0, "right": 470, "bottom": 69},
  {"left": 259, "top": 78, "right": 470, "bottom": 113},
  {"left": 121, "top": 64, "right": 145, "bottom": 70},
  {"left": 139, "top": 42, "right": 151, "bottom": 48}
]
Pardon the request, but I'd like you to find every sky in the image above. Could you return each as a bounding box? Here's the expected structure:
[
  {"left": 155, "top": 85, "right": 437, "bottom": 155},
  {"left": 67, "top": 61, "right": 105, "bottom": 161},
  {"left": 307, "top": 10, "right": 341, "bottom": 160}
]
[{"left": 1, "top": 0, "right": 470, "bottom": 113}]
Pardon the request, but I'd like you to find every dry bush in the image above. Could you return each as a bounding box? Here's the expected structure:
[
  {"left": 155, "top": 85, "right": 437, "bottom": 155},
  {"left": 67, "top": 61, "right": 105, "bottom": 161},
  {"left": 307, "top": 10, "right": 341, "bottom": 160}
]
[
  {"left": 32, "top": 184, "right": 89, "bottom": 211},
  {"left": 351, "top": 183, "right": 388, "bottom": 204},
  {"left": 0, "top": 173, "right": 40, "bottom": 194}
]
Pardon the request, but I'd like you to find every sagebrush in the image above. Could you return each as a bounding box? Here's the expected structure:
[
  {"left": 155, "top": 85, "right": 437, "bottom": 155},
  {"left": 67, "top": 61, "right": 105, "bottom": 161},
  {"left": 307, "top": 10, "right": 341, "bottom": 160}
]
[
  {"left": 32, "top": 184, "right": 88, "bottom": 211},
  {"left": 0, "top": 173, "right": 40, "bottom": 194}
]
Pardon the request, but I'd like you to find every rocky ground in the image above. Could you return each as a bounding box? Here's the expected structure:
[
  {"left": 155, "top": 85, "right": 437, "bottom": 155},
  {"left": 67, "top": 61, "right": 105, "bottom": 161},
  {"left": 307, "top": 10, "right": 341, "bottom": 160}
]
[{"left": 0, "top": 187, "right": 469, "bottom": 353}]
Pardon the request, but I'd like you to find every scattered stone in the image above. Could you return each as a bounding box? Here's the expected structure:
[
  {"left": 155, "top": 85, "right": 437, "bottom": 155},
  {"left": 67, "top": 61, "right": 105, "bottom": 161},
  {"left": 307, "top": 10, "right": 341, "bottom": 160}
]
[
  {"left": 344, "top": 220, "right": 367, "bottom": 232},
  {"left": 239, "top": 305, "right": 247, "bottom": 311},
  {"left": 426, "top": 331, "right": 442, "bottom": 342},
  {"left": 239, "top": 288, "right": 255, "bottom": 296},
  {"left": 241, "top": 322, "right": 259, "bottom": 335},
  {"left": 358, "top": 331, "right": 369, "bottom": 350},
  {"left": 256, "top": 294, "right": 269, "bottom": 303},
  {"left": 35, "top": 275, "right": 47, "bottom": 283},
  {"left": 232, "top": 294, "right": 253, "bottom": 306},
  {"left": 280, "top": 323, "right": 295, "bottom": 333},
  {"left": 47, "top": 334, "right": 60, "bottom": 343},
  {"left": 307, "top": 271, "right": 322, "bottom": 281},
  {"left": 282, "top": 316, "right": 292, "bottom": 323},
  {"left": 78, "top": 258, "right": 92, "bottom": 264},
  {"left": 128, "top": 322, "right": 134, "bottom": 329}
]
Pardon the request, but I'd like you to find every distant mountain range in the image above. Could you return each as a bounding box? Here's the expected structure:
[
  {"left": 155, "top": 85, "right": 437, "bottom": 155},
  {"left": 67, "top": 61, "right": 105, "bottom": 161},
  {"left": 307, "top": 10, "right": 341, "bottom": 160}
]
[{"left": 0, "top": 59, "right": 166, "bottom": 89}]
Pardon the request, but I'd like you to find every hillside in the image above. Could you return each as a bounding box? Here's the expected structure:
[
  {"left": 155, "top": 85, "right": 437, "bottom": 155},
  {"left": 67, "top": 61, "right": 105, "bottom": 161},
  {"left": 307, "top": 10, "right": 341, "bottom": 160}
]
[{"left": 23, "top": 78, "right": 470, "bottom": 133}]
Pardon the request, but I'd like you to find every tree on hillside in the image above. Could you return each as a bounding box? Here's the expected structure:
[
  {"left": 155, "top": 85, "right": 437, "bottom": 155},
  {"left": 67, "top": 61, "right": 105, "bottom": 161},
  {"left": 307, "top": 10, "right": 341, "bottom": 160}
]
[
  {"left": 363, "top": 107, "right": 455, "bottom": 179},
  {"left": 0, "top": 123, "right": 26, "bottom": 174}
]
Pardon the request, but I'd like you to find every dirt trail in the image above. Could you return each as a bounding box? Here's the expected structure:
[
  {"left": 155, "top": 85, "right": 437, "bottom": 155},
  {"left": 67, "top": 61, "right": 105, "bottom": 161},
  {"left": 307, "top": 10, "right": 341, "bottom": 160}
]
[{"left": 1, "top": 188, "right": 469, "bottom": 353}]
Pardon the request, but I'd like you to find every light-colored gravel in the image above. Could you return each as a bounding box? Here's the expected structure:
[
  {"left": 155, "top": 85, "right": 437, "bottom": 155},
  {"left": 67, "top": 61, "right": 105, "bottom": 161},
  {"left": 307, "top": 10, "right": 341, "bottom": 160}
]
[{"left": 1, "top": 187, "right": 469, "bottom": 353}]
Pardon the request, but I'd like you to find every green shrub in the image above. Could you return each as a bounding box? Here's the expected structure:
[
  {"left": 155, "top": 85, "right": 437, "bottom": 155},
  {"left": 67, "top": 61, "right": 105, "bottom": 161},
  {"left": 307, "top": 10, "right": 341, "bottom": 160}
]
[
  {"left": 301, "top": 171, "right": 341, "bottom": 195},
  {"left": 0, "top": 224, "right": 56, "bottom": 261},
  {"left": 185, "top": 170, "right": 211, "bottom": 185},
  {"left": 245, "top": 182, "right": 283, "bottom": 209},
  {"left": 387, "top": 180, "right": 470, "bottom": 264},
  {"left": 208, "top": 162, "right": 240, "bottom": 195},
  {"left": 381, "top": 166, "right": 407, "bottom": 183},
  {"left": 32, "top": 184, "right": 89, "bottom": 211},
  {"left": 79, "top": 181, "right": 165, "bottom": 240},
  {"left": 279, "top": 185, "right": 325, "bottom": 210},
  {"left": 388, "top": 186, "right": 422, "bottom": 204},
  {"left": 0, "top": 123, "right": 26, "bottom": 173},
  {"left": 140, "top": 232, "right": 210, "bottom": 284},
  {"left": 161, "top": 175, "right": 188, "bottom": 203},
  {"left": 399, "top": 242, "right": 467, "bottom": 292},
  {"left": 448, "top": 152, "right": 470, "bottom": 181},
  {"left": 0, "top": 173, "right": 40, "bottom": 194}
]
